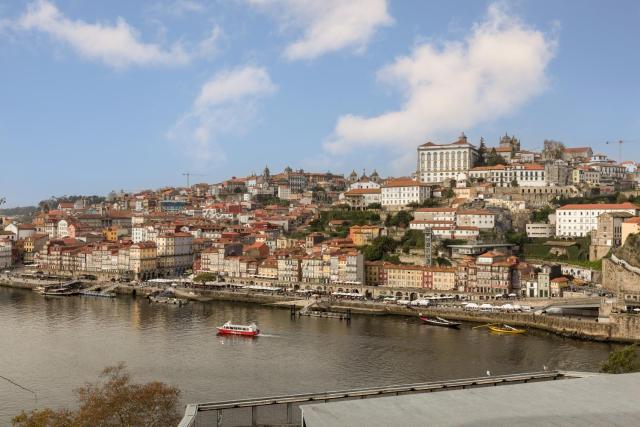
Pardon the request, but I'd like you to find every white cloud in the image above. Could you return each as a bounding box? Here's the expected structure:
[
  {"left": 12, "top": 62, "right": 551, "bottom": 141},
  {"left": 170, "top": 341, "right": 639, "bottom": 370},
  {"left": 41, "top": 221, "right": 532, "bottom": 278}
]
[
  {"left": 13, "top": 0, "right": 219, "bottom": 68},
  {"left": 245, "top": 0, "right": 393, "bottom": 61},
  {"left": 168, "top": 66, "right": 276, "bottom": 164},
  {"left": 324, "top": 3, "right": 557, "bottom": 164}
]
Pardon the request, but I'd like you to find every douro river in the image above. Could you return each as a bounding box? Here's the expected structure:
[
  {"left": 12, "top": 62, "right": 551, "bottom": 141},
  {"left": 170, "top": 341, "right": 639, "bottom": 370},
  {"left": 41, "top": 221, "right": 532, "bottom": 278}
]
[{"left": 0, "top": 287, "right": 615, "bottom": 423}]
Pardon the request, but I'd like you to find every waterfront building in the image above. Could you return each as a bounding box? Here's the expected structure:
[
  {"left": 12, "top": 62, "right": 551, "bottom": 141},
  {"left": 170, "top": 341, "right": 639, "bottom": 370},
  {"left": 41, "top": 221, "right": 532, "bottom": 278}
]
[
  {"left": 0, "top": 240, "right": 12, "bottom": 268},
  {"left": 417, "top": 134, "right": 479, "bottom": 184},
  {"left": 555, "top": 203, "right": 639, "bottom": 237},
  {"left": 156, "top": 232, "right": 194, "bottom": 275},
  {"left": 330, "top": 251, "right": 364, "bottom": 286},
  {"left": 364, "top": 260, "right": 384, "bottom": 287},
  {"left": 277, "top": 254, "right": 302, "bottom": 283},
  {"left": 381, "top": 264, "right": 456, "bottom": 291},
  {"left": 457, "top": 251, "right": 520, "bottom": 295},
  {"left": 301, "top": 255, "right": 330, "bottom": 284},
  {"left": 129, "top": 242, "right": 157, "bottom": 280}
]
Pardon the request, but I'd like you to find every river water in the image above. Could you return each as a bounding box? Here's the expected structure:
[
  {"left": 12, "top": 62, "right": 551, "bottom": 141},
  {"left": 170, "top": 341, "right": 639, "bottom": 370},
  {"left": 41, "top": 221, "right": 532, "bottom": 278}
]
[{"left": 0, "top": 287, "right": 616, "bottom": 423}]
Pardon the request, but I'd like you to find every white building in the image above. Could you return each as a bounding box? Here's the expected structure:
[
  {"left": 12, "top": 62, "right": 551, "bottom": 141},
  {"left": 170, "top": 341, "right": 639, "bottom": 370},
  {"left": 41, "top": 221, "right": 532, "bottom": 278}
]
[
  {"left": 413, "top": 207, "right": 457, "bottom": 222},
  {"left": 555, "top": 203, "right": 639, "bottom": 237},
  {"left": 348, "top": 178, "right": 381, "bottom": 191},
  {"left": 526, "top": 223, "right": 555, "bottom": 238},
  {"left": 417, "top": 134, "right": 479, "bottom": 184},
  {"left": 342, "top": 188, "right": 381, "bottom": 209},
  {"left": 381, "top": 178, "right": 431, "bottom": 209},
  {"left": 4, "top": 223, "right": 36, "bottom": 241},
  {"left": 456, "top": 210, "right": 495, "bottom": 229},
  {"left": 411, "top": 208, "right": 495, "bottom": 230},
  {"left": 0, "top": 240, "right": 12, "bottom": 268},
  {"left": 469, "top": 164, "right": 546, "bottom": 187}
]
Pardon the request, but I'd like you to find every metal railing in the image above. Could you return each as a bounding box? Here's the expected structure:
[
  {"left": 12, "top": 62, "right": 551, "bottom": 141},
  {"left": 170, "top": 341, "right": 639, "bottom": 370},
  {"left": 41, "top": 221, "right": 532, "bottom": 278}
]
[{"left": 178, "top": 370, "right": 570, "bottom": 427}]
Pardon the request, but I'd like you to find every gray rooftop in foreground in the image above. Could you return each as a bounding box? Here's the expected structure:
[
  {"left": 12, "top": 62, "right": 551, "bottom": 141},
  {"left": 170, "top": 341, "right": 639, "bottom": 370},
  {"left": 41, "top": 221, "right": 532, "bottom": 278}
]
[{"left": 301, "top": 373, "right": 640, "bottom": 427}]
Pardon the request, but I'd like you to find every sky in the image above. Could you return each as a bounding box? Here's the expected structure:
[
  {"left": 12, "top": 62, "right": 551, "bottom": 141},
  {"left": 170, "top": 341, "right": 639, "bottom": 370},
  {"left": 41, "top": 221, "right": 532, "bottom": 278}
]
[{"left": 0, "top": 0, "right": 639, "bottom": 207}]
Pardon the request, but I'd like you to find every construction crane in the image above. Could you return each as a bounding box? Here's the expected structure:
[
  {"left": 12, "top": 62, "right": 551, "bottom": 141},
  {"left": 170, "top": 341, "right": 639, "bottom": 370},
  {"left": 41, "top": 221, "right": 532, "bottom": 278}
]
[
  {"left": 605, "top": 140, "right": 624, "bottom": 163},
  {"left": 182, "top": 172, "right": 206, "bottom": 188}
]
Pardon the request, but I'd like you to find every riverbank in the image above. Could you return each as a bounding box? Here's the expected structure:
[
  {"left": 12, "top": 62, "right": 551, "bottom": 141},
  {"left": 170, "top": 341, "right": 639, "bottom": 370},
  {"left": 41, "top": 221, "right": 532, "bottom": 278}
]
[{"left": 2, "top": 279, "right": 639, "bottom": 343}]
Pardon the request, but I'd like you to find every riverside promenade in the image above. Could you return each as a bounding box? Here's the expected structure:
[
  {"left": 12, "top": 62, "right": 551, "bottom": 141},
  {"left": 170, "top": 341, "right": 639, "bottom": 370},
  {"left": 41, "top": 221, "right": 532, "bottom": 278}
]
[{"left": 3, "top": 274, "right": 640, "bottom": 343}]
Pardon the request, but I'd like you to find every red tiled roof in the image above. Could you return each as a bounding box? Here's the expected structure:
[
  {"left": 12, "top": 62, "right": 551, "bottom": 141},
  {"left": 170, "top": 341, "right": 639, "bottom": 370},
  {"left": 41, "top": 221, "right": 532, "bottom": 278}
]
[{"left": 557, "top": 203, "right": 638, "bottom": 210}]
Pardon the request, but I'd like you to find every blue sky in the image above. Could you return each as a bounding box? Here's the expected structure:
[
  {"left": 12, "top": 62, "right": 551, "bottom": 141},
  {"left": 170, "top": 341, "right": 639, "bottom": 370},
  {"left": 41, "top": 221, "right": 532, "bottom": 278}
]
[{"left": 0, "top": 0, "right": 639, "bottom": 207}]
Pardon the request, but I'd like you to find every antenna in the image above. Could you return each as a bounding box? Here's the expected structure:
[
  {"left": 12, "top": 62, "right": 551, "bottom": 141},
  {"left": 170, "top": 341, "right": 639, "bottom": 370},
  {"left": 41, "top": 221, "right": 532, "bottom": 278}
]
[
  {"left": 605, "top": 140, "right": 623, "bottom": 163},
  {"left": 181, "top": 172, "right": 206, "bottom": 188}
]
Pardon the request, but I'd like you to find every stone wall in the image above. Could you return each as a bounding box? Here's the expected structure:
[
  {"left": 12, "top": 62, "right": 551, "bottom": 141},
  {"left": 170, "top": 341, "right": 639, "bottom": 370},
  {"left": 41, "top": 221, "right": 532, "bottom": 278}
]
[{"left": 603, "top": 257, "right": 640, "bottom": 294}]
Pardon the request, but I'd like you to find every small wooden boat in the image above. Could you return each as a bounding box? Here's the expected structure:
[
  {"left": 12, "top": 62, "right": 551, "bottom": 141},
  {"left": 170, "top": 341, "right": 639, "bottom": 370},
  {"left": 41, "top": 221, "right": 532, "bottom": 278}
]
[
  {"left": 419, "top": 316, "right": 461, "bottom": 328},
  {"left": 217, "top": 321, "right": 260, "bottom": 337},
  {"left": 488, "top": 324, "right": 526, "bottom": 334}
]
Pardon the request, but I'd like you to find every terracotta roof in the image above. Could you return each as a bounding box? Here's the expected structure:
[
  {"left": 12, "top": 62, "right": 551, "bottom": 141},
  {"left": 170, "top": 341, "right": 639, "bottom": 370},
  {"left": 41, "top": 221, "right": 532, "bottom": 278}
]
[
  {"left": 557, "top": 203, "right": 638, "bottom": 210},
  {"left": 623, "top": 217, "right": 640, "bottom": 224},
  {"left": 383, "top": 178, "right": 427, "bottom": 188},
  {"left": 415, "top": 207, "right": 456, "bottom": 213},
  {"left": 457, "top": 209, "right": 493, "bottom": 216},
  {"left": 344, "top": 188, "right": 381, "bottom": 196},
  {"left": 411, "top": 220, "right": 455, "bottom": 225}
]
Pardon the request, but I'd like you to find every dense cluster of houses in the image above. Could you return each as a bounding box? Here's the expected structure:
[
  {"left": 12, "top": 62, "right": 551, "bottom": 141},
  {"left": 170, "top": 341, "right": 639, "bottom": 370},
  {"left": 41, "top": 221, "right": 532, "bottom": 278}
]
[{"left": 2, "top": 133, "right": 640, "bottom": 299}]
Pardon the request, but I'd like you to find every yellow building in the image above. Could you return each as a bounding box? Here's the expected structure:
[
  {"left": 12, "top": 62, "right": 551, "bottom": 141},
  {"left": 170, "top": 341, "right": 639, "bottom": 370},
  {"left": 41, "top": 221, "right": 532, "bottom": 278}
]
[
  {"left": 621, "top": 217, "right": 640, "bottom": 246},
  {"left": 383, "top": 264, "right": 425, "bottom": 288},
  {"left": 349, "top": 225, "right": 385, "bottom": 246},
  {"left": 430, "top": 267, "right": 457, "bottom": 291},
  {"left": 129, "top": 242, "right": 157, "bottom": 279}
]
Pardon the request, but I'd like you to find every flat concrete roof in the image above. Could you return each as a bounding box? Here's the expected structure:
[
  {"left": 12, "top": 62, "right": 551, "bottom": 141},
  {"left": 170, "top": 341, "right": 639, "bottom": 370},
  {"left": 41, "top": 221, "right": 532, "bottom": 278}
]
[{"left": 301, "top": 373, "right": 640, "bottom": 427}]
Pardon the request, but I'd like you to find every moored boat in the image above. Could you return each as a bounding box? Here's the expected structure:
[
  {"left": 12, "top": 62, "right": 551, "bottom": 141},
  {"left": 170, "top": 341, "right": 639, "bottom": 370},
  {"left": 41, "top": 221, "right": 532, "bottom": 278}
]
[
  {"left": 217, "top": 321, "right": 259, "bottom": 337},
  {"left": 488, "top": 324, "right": 526, "bottom": 334},
  {"left": 419, "top": 315, "right": 461, "bottom": 328}
]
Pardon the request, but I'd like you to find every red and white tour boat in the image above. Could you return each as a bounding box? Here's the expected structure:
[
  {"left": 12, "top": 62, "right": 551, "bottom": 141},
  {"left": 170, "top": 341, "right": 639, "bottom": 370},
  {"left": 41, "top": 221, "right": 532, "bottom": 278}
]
[{"left": 217, "top": 321, "right": 260, "bottom": 337}]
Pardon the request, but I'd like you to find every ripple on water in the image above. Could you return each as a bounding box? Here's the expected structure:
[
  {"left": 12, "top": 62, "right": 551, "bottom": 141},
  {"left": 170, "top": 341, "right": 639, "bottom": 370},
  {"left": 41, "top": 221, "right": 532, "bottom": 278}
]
[{"left": 0, "top": 287, "right": 616, "bottom": 424}]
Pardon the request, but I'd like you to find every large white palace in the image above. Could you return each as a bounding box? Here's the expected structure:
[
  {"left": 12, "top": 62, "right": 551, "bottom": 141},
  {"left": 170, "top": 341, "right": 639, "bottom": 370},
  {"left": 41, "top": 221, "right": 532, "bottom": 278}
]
[{"left": 417, "top": 133, "right": 480, "bottom": 183}]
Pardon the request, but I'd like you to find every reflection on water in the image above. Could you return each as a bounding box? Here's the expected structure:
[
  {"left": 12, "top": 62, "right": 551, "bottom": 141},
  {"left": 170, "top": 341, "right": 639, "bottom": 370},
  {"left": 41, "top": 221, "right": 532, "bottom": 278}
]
[{"left": 0, "top": 287, "right": 615, "bottom": 422}]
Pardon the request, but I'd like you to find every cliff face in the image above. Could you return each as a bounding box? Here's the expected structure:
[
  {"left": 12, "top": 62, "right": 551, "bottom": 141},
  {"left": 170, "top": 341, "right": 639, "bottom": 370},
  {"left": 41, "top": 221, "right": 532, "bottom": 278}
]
[{"left": 615, "top": 234, "right": 640, "bottom": 268}]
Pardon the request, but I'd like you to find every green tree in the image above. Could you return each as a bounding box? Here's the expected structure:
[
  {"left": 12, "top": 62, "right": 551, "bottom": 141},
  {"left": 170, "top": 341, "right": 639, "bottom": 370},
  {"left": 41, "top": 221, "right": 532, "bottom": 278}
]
[
  {"left": 510, "top": 178, "right": 519, "bottom": 188},
  {"left": 531, "top": 206, "right": 553, "bottom": 223},
  {"left": 441, "top": 188, "right": 455, "bottom": 198},
  {"left": 362, "top": 236, "right": 399, "bottom": 261},
  {"left": 385, "top": 210, "right": 413, "bottom": 228},
  {"left": 13, "top": 364, "right": 181, "bottom": 427},
  {"left": 193, "top": 272, "right": 217, "bottom": 283},
  {"left": 600, "top": 345, "right": 640, "bottom": 374},
  {"left": 485, "top": 148, "right": 506, "bottom": 166}
]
